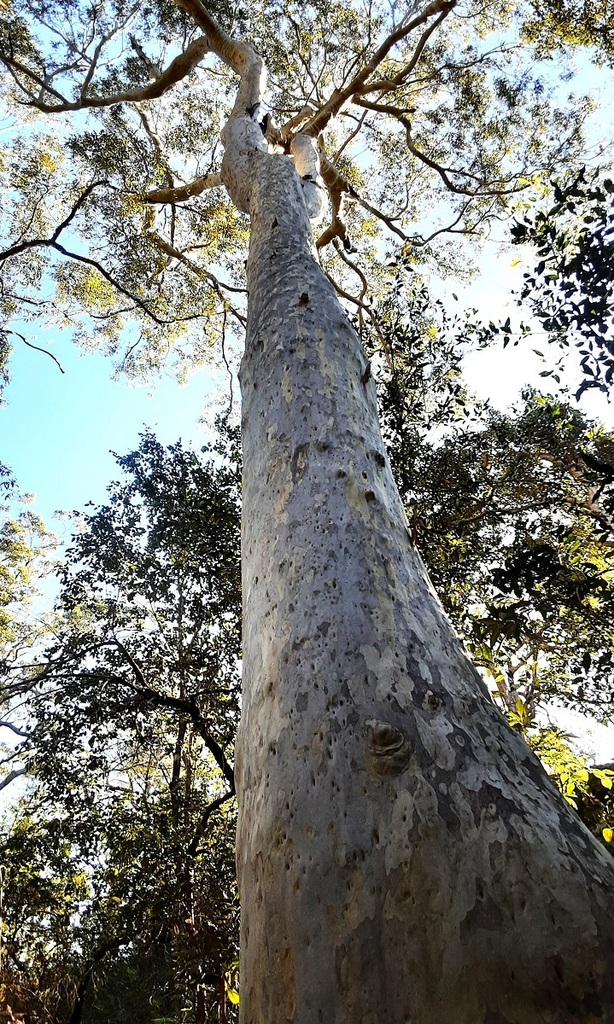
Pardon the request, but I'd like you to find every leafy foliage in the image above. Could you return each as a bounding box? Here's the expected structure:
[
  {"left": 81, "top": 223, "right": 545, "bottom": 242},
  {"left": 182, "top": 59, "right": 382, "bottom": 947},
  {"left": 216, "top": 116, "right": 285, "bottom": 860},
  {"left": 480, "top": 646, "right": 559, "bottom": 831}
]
[
  {"left": 372, "top": 288, "right": 614, "bottom": 725},
  {"left": 519, "top": 0, "right": 614, "bottom": 66},
  {"left": 0, "top": 0, "right": 598, "bottom": 376},
  {"left": 0, "top": 427, "right": 242, "bottom": 1023},
  {"left": 414, "top": 395, "right": 614, "bottom": 720},
  {"left": 511, "top": 168, "right": 614, "bottom": 398},
  {"left": 0, "top": 477, "right": 57, "bottom": 799},
  {"left": 529, "top": 726, "right": 614, "bottom": 849}
]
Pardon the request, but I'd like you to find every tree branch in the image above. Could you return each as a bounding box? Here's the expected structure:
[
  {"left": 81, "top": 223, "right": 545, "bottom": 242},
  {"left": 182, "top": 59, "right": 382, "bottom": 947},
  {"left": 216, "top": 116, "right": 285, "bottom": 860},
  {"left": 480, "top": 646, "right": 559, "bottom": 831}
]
[
  {"left": 52, "top": 241, "right": 174, "bottom": 325},
  {"left": 0, "top": 767, "right": 27, "bottom": 792},
  {"left": 315, "top": 140, "right": 358, "bottom": 249},
  {"left": 354, "top": 100, "right": 528, "bottom": 198},
  {"left": 142, "top": 172, "right": 222, "bottom": 204},
  {"left": 187, "top": 789, "right": 235, "bottom": 857},
  {"left": 6, "top": 330, "right": 65, "bottom": 374},
  {"left": 112, "top": 638, "right": 236, "bottom": 793},
  {"left": 23, "top": 37, "right": 210, "bottom": 113},
  {"left": 0, "top": 179, "right": 108, "bottom": 262},
  {"left": 147, "top": 230, "right": 247, "bottom": 326},
  {"left": 301, "top": 0, "right": 456, "bottom": 136},
  {"left": 0, "top": 53, "right": 69, "bottom": 104},
  {"left": 357, "top": 7, "right": 452, "bottom": 95},
  {"left": 324, "top": 268, "right": 393, "bottom": 368},
  {"left": 0, "top": 719, "right": 30, "bottom": 738}
]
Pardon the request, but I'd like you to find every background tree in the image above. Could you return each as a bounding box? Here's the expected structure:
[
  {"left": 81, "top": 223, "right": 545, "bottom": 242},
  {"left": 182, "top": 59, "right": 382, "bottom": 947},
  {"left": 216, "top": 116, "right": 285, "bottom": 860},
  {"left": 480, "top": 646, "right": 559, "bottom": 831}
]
[
  {"left": 0, "top": 428, "right": 241, "bottom": 1024},
  {"left": 369, "top": 278, "right": 614, "bottom": 841},
  {"left": 463, "top": 168, "right": 614, "bottom": 397},
  {"left": 0, "top": 467, "right": 57, "bottom": 797}
]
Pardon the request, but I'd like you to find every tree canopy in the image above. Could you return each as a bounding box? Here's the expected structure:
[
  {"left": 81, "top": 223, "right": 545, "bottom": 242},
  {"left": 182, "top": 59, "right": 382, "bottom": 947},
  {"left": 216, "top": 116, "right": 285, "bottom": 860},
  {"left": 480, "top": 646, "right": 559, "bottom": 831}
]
[{"left": 0, "top": 0, "right": 605, "bottom": 381}]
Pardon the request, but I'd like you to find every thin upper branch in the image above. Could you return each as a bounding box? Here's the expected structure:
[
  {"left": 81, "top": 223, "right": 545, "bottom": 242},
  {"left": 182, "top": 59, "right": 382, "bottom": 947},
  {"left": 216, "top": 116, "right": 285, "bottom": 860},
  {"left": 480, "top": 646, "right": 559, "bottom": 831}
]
[
  {"left": 0, "top": 179, "right": 107, "bottom": 261},
  {"left": 22, "top": 36, "right": 210, "bottom": 113},
  {"left": 0, "top": 719, "right": 30, "bottom": 738},
  {"left": 353, "top": 99, "right": 527, "bottom": 197},
  {"left": 7, "top": 330, "right": 65, "bottom": 374},
  {"left": 0, "top": 182, "right": 201, "bottom": 326},
  {"left": 0, "top": 767, "right": 27, "bottom": 793},
  {"left": 113, "top": 638, "right": 236, "bottom": 792},
  {"left": 147, "top": 230, "right": 247, "bottom": 326},
  {"left": 358, "top": 7, "right": 452, "bottom": 95},
  {"left": 187, "top": 789, "right": 235, "bottom": 857}
]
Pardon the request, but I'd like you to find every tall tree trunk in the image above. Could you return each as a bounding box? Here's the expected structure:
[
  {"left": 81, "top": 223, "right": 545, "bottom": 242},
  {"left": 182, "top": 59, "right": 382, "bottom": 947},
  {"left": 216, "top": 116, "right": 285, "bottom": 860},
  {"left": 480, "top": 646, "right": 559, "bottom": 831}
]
[{"left": 234, "top": 145, "right": 614, "bottom": 1023}]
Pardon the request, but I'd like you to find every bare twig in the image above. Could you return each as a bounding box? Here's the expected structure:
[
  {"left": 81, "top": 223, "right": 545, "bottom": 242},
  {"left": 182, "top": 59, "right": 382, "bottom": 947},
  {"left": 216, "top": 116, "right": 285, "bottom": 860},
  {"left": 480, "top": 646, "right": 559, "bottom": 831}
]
[
  {"left": 333, "top": 110, "right": 368, "bottom": 161},
  {"left": 7, "top": 330, "right": 65, "bottom": 374},
  {"left": 0, "top": 767, "right": 26, "bottom": 793}
]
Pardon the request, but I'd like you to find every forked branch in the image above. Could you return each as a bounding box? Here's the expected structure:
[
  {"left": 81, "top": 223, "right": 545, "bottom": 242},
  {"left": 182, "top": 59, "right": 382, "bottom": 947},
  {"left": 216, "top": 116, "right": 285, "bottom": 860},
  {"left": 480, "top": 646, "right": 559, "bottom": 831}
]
[{"left": 300, "top": 0, "right": 456, "bottom": 136}]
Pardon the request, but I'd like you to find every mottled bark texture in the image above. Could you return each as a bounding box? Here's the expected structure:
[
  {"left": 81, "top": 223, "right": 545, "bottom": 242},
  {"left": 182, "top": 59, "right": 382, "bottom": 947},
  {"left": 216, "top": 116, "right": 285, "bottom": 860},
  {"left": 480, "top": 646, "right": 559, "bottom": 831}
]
[{"left": 224, "top": 104, "right": 614, "bottom": 1024}]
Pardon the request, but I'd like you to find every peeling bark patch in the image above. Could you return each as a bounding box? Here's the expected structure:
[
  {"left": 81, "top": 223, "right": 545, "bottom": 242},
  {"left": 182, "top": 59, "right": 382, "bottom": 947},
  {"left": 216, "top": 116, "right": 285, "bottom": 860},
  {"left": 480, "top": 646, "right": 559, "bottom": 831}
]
[
  {"left": 290, "top": 442, "right": 309, "bottom": 482},
  {"left": 274, "top": 946, "right": 296, "bottom": 1021},
  {"left": 423, "top": 690, "right": 443, "bottom": 712}
]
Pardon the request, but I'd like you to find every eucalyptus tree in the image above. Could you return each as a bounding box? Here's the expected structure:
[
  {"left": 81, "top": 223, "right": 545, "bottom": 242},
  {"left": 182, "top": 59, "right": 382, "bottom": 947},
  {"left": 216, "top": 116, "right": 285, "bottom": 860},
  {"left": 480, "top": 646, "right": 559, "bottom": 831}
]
[{"left": 1, "top": 0, "right": 614, "bottom": 1021}]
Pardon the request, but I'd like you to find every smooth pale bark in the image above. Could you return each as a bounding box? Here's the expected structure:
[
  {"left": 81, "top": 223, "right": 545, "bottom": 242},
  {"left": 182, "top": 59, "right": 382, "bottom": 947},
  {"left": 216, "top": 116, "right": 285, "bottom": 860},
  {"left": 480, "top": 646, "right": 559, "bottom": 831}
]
[{"left": 224, "top": 122, "right": 614, "bottom": 1024}]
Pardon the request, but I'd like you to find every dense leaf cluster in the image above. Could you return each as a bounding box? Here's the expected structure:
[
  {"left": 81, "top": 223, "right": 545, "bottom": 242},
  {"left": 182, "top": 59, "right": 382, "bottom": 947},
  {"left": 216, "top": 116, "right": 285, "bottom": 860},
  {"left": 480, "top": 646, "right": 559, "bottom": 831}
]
[
  {"left": 511, "top": 168, "right": 614, "bottom": 397},
  {"left": 1, "top": 427, "right": 242, "bottom": 1024}
]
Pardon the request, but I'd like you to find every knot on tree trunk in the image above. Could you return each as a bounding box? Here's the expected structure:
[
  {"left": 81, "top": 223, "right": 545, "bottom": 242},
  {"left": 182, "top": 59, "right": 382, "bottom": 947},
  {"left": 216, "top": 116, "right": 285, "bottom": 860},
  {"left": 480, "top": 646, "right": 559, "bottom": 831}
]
[{"left": 366, "top": 719, "right": 412, "bottom": 777}]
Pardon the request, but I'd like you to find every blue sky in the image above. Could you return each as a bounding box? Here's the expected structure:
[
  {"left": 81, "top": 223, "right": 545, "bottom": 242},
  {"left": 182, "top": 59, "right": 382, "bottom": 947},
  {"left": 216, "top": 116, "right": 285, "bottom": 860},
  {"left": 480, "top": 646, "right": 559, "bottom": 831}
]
[{"left": 1, "top": 331, "right": 226, "bottom": 527}]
